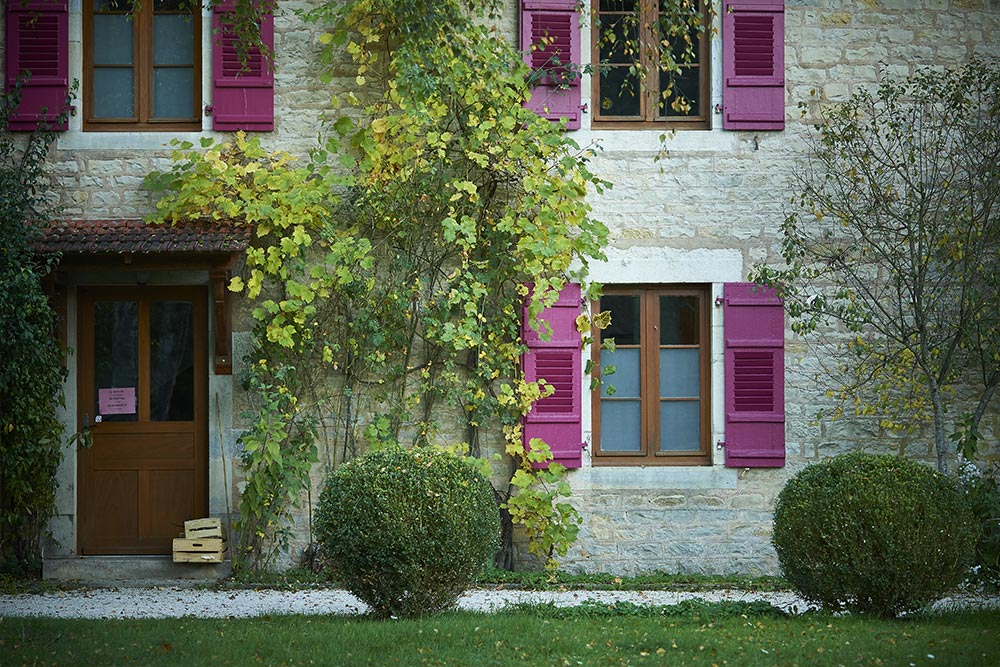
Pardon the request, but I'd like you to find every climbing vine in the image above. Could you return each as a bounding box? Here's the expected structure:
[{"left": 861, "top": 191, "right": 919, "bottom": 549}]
[
  {"left": 148, "top": 0, "right": 610, "bottom": 571},
  {"left": 0, "top": 82, "right": 69, "bottom": 574}
]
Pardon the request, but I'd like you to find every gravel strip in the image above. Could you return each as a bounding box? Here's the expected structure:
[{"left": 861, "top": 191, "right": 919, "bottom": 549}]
[{"left": 1, "top": 588, "right": 997, "bottom": 619}]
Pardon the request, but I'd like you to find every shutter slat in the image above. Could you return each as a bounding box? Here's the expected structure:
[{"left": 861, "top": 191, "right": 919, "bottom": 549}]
[
  {"left": 722, "top": 0, "right": 784, "bottom": 130},
  {"left": 522, "top": 284, "right": 584, "bottom": 468},
  {"left": 211, "top": 3, "right": 274, "bottom": 131},
  {"left": 521, "top": 1, "right": 582, "bottom": 130},
  {"left": 724, "top": 283, "right": 785, "bottom": 467},
  {"left": 5, "top": 0, "right": 69, "bottom": 131}
]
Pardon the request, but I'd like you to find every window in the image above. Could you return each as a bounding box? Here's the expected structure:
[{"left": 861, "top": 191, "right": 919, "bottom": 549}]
[
  {"left": 592, "top": 0, "right": 710, "bottom": 128},
  {"left": 83, "top": 0, "right": 201, "bottom": 131},
  {"left": 593, "top": 286, "right": 711, "bottom": 465}
]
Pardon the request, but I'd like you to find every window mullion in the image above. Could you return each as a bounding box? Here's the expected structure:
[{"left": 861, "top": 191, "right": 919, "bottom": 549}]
[
  {"left": 643, "top": 289, "right": 657, "bottom": 460},
  {"left": 138, "top": 4, "right": 151, "bottom": 122}
]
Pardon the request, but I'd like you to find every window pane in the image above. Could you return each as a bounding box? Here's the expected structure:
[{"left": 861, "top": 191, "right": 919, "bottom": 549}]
[
  {"left": 598, "top": 67, "right": 641, "bottom": 117},
  {"left": 659, "top": 401, "right": 700, "bottom": 451},
  {"left": 93, "top": 68, "right": 135, "bottom": 118},
  {"left": 601, "top": 348, "right": 640, "bottom": 397},
  {"left": 93, "top": 15, "right": 133, "bottom": 65},
  {"left": 94, "top": 0, "right": 133, "bottom": 11},
  {"left": 597, "top": 16, "right": 637, "bottom": 65},
  {"left": 94, "top": 301, "right": 138, "bottom": 423},
  {"left": 660, "top": 295, "right": 699, "bottom": 344},
  {"left": 660, "top": 348, "right": 700, "bottom": 398},
  {"left": 154, "top": 0, "right": 188, "bottom": 9},
  {"left": 154, "top": 15, "right": 194, "bottom": 65},
  {"left": 152, "top": 68, "right": 194, "bottom": 118},
  {"left": 600, "top": 400, "right": 642, "bottom": 451},
  {"left": 599, "top": 0, "right": 636, "bottom": 10},
  {"left": 150, "top": 301, "right": 195, "bottom": 421},
  {"left": 658, "top": 68, "right": 701, "bottom": 118},
  {"left": 601, "top": 295, "right": 641, "bottom": 345}
]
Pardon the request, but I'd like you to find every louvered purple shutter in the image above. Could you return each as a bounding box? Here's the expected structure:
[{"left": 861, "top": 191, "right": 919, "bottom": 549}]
[
  {"left": 520, "top": 0, "right": 582, "bottom": 130},
  {"left": 723, "top": 283, "right": 785, "bottom": 467},
  {"left": 523, "top": 283, "right": 583, "bottom": 468},
  {"left": 212, "top": 1, "right": 274, "bottom": 131},
  {"left": 722, "top": 0, "right": 784, "bottom": 130},
  {"left": 4, "top": 0, "right": 69, "bottom": 131}
]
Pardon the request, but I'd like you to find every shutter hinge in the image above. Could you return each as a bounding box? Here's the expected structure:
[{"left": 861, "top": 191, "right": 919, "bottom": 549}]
[
  {"left": 716, "top": 440, "right": 726, "bottom": 450},
  {"left": 204, "top": 105, "right": 214, "bottom": 117},
  {"left": 715, "top": 296, "right": 724, "bottom": 307},
  {"left": 714, "top": 103, "right": 723, "bottom": 115}
]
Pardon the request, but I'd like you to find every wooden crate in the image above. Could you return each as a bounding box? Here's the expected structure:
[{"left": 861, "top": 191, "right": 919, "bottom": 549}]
[
  {"left": 184, "top": 517, "right": 226, "bottom": 540},
  {"left": 172, "top": 537, "right": 227, "bottom": 563}
]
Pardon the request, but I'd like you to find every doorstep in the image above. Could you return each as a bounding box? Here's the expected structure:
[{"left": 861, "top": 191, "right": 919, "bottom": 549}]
[{"left": 43, "top": 555, "right": 232, "bottom": 587}]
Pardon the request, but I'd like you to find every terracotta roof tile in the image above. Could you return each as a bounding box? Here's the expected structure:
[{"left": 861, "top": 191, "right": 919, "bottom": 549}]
[{"left": 38, "top": 219, "right": 252, "bottom": 255}]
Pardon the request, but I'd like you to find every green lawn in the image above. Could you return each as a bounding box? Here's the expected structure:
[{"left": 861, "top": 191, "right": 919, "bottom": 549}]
[{"left": 2, "top": 605, "right": 998, "bottom": 666}]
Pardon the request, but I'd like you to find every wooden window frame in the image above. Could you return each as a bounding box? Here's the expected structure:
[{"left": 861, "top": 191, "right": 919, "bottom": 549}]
[
  {"left": 83, "top": 1, "right": 202, "bottom": 132},
  {"left": 591, "top": 285, "right": 712, "bottom": 466},
  {"left": 591, "top": 0, "right": 711, "bottom": 129}
]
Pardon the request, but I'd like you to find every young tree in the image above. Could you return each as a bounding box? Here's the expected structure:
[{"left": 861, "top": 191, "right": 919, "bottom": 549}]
[
  {"left": 754, "top": 60, "right": 1000, "bottom": 474},
  {"left": 0, "top": 84, "right": 68, "bottom": 572}
]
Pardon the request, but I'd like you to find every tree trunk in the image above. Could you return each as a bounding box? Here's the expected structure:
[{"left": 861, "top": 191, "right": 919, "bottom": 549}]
[{"left": 931, "top": 384, "right": 949, "bottom": 475}]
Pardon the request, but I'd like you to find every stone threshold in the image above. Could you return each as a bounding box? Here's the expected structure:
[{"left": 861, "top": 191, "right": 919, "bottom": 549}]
[{"left": 43, "top": 555, "right": 232, "bottom": 587}]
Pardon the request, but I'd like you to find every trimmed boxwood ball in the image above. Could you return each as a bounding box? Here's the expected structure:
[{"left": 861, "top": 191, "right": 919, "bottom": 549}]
[
  {"left": 772, "top": 452, "right": 978, "bottom": 617},
  {"left": 314, "top": 446, "right": 499, "bottom": 618}
]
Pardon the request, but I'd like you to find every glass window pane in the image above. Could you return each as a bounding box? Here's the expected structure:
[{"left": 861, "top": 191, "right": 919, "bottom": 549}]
[
  {"left": 154, "top": 15, "right": 194, "bottom": 65},
  {"left": 94, "top": 0, "right": 133, "bottom": 11},
  {"left": 154, "top": 0, "right": 188, "bottom": 10},
  {"left": 601, "top": 348, "right": 641, "bottom": 398},
  {"left": 658, "top": 68, "right": 701, "bottom": 118},
  {"left": 152, "top": 68, "right": 194, "bottom": 119},
  {"left": 660, "top": 348, "right": 700, "bottom": 398},
  {"left": 659, "top": 401, "right": 700, "bottom": 451},
  {"left": 597, "top": 16, "right": 637, "bottom": 65},
  {"left": 599, "top": 67, "right": 641, "bottom": 117},
  {"left": 599, "top": 0, "right": 636, "bottom": 10},
  {"left": 600, "top": 400, "right": 642, "bottom": 452},
  {"left": 94, "top": 301, "right": 138, "bottom": 423},
  {"left": 93, "top": 15, "right": 133, "bottom": 65},
  {"left": 93, "top": 68, "right": 134, "bottom": 118},
  {"left": 660, "top": 295, "right": 699, "bottom": 345},
  {"left": 150, "top": 301, "right": 195, "bottom": 421},
  {"left": 601, "top": 295, "right": 641, "bottom": 345}
]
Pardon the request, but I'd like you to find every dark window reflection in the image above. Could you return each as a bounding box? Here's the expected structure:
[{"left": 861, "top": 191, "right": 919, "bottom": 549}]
[
  {"left": 94, "top": 300, "right": 139, "bottom": 423},
  {"left": 601, "top": 295, "right": 642, "bottom": 345},
  {"left": 150, "top": 300, "right": 195, "bottom": 421}
]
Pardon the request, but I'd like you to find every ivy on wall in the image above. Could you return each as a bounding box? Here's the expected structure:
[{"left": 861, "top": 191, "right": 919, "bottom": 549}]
[
  {"left": 0, "top": 83, "right": 69, "bottom": 574},
  {"left": 147, "top": 0, "right": 610, "bottom": 572}
]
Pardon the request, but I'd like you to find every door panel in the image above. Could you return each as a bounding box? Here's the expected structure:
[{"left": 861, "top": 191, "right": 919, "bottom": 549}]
[{"left": 78, "top": 287, "right": 207, "bottom": 555}]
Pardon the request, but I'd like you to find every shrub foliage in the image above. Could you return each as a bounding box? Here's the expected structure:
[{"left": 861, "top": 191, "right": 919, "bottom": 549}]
[
  {"left": 314, "top": 446, "right": 499, "bottom": 618},
  {"left": 772, "top": 452, "right": 978, "bottom": 617}
]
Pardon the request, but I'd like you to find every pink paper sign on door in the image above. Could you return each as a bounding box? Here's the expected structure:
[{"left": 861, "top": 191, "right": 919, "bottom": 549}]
[{"left": 98, "top": 387, "right": 136, "bottom": 415}]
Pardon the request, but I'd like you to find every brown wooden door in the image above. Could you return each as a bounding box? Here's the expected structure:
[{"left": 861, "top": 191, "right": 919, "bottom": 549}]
[{"left": 78, "top": 286, "right": 208, "bottom": 555}]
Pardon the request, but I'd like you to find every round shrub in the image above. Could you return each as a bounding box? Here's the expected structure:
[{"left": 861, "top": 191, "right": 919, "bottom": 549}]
[
  {"left": 314, "top": 446, "right": 499, "bottom": 618},
  {"left": 772, "top": 452, "right": 978, "bottom": 617}
]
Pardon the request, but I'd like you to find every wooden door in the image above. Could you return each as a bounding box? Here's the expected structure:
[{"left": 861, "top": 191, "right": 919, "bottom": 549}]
[{"left": 78, "top": 287, "right": 208, "bottom": 554}]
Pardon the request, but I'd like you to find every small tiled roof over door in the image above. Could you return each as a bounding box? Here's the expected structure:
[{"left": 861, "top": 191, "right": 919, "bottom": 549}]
[{"left": 38, "top": 219, "right": 251, "bottom": 255}]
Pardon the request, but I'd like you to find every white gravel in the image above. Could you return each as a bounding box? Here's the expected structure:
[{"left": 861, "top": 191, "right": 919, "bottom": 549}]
[{"left": 1, "top": 587, "right": 996, "bottom": 619}]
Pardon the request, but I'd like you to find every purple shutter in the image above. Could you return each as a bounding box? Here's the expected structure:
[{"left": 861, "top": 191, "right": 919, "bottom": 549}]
[
  {"left": 722, "top": 0, "right": 784, "bottom": 130},
  {"left": 212, "top": 0, "right": 274, "bottom": 131},
  {"left": 4, "top": 0, "right": 69, "bottom": 131},
  {"left": 723, "top": 283, "right": 785, "bottom": 467},
  {"left": 520, "top": 0, "right": 582, "bottom": 130},
  {"left": 522, "top": 283, "right": 583, "bottom": 468}
]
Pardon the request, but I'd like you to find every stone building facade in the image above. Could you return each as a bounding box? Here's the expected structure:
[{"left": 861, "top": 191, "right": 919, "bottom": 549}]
[{"left": 4, "top": 0, "right": 997, "bottom": 577}]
